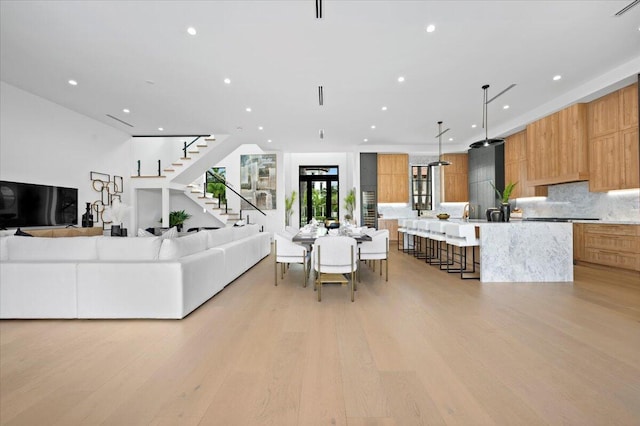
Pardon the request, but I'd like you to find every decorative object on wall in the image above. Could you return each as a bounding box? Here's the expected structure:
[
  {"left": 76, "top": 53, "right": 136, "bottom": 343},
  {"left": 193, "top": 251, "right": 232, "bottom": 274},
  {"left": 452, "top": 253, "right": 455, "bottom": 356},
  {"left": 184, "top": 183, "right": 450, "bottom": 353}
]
[
  {"left": 240, "top": 154, "right": 277, "bottom": 210},
  {"left": 89, "top": 171, "right": 124, "bottom": 230},
  {"left": 81, "top": 202, "right": 94, "bottom": 227}
]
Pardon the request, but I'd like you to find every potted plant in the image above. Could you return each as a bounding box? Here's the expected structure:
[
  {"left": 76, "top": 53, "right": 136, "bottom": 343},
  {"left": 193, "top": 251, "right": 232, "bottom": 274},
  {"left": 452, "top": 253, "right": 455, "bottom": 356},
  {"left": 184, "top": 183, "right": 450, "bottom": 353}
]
[
  {"left": 169, "top": 210, "right": 192, "bottom": 232},
  {"left": 490, "top": 181, "right": 517, "bottom": 222},
  {"left": 285, "top": 191, "right": 296, "bottom": 226},
  {"left": 343, "top": 187, "right": 356, "bottom": 224}
]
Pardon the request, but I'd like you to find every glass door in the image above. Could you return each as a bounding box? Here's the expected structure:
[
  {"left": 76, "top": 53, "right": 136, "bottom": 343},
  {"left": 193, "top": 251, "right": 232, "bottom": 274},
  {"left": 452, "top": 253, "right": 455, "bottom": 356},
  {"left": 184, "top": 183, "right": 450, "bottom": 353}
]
[{"left": 299, "top": 166, "right": 339, "bottom": 226}]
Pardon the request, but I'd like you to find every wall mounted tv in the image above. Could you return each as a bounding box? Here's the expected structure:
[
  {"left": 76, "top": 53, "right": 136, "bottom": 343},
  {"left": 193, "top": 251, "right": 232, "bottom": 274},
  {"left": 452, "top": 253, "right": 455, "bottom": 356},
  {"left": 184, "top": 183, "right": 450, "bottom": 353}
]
[{"left": 0, "top": 181, "right": 78, "bottom": 228}]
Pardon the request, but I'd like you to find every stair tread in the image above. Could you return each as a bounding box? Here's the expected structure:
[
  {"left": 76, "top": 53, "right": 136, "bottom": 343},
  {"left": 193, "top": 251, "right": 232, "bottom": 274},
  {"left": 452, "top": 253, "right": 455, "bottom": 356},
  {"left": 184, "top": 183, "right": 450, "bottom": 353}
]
[
  {"left": 180, "top": 157, "right": 192, "bottom": 160},
  {"left": 188, "top": 151, "right": 199, "bottom": 154},
  {"left": 196, "top": 144, "right": 208, "bottom": 148},
  {"left": 131, "top": 175, "right": 167, "bottom": 178},
  {"left": 204, "top": 137, "right": 216, "bottom": 141},
  {"left": 171, "top": 163, "right": 183, "bottom": 166},
  {"left": 163, "top": 169, "right": 175, "bottom": 172}
]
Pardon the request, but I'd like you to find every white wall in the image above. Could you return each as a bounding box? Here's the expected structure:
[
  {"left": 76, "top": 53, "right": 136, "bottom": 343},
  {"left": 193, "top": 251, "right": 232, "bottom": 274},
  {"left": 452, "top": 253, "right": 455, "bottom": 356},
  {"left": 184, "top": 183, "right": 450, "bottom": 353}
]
[{"left": 0, "top": 81, "right": 132, "bottom": 228}]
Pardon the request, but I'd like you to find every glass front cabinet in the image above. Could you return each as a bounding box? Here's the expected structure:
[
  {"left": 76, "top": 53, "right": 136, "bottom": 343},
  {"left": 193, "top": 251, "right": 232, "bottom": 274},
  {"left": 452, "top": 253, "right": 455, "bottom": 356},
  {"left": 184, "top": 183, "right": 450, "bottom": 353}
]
[{"left": 411, "top": 166, "right": 432, "bottom": 212}]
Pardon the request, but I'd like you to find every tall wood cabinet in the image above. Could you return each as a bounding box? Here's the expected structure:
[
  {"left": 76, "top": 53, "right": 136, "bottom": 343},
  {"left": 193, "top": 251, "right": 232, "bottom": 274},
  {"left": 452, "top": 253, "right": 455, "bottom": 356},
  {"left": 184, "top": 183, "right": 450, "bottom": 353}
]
[
  {"left": 526, "top": 103, "right": 589, "bottom": 186},
  {"left": 504, "top": 130, "right": 547, "bottom": 198},
  {"left": 440, "top": 153, "right": 468, "bottom": 202},
  {"left": 588, "top": 83, "right": 639, "bottom": 192},
  {"left": 377, "top": 154, "right": 409, "bottom": 203}
]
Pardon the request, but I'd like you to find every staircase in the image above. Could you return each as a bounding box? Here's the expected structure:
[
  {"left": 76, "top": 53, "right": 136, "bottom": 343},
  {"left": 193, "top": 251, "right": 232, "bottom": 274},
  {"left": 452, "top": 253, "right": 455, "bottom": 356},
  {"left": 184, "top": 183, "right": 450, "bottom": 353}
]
[
  {"left": 184, "top": 183, "right": 241, "bottom": 226},
  {"left": 131, "top": 134, "right": 242, "bottom": 228}
]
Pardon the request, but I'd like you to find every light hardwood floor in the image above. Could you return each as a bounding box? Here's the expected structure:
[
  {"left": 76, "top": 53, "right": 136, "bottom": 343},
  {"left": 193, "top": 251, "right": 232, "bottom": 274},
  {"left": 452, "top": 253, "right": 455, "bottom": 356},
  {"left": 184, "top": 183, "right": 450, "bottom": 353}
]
[{"left": 1, "top": 249, "right": 639, "bottom": 425}]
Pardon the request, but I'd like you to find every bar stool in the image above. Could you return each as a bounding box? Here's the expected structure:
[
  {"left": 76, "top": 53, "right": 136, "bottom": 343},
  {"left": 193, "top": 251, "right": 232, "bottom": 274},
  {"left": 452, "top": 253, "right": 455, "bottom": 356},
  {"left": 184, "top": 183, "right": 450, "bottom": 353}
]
[
  {"left": 414, "top": 220, "right": 430, "bottom": 259},
  {"left": 404, "top": 219, "right": 418, "bottom": 255},
  {"left": 444, "top": 223, "right": 480, "bottom": 279},
  {"left": 428, "top": 220, "right": 450, "bottom": 270},
  {"left": 397, "top": 219, "right": 407, "bottom": 251}
]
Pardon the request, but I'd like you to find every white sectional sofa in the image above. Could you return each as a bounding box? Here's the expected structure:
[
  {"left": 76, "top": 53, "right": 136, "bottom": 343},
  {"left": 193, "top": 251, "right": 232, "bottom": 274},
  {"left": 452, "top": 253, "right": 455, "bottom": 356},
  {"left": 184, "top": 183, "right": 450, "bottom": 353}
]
[{"left": 0, "top": 225, "right": 270, "bottom": 319}]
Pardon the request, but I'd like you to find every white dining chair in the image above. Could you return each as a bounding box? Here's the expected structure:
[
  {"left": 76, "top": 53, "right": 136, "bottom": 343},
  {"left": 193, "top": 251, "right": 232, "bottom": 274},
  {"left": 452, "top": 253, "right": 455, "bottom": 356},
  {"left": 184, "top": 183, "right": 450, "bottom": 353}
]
[
  {"left": 428, "top": 220, "right": 450, "bottom": 270},
  {"left": 313, "top": 236, "right": 358, "bottom": 302},
  {"left": 274, "top": 232, "right": 310, "bottom": 287},
  {"left": 358, "top": 229, "right": 390, "bottom": 281}
]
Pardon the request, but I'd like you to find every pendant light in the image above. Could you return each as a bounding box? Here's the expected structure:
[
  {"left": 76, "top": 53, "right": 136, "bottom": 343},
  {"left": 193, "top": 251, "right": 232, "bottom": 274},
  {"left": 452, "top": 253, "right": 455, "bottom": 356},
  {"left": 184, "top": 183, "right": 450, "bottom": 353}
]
[
  {"left": 428, "top": 121, "right": 451, "bottom": 167},
  {"left": 469, "top": 83, "right": 516, "bottom": 148}
]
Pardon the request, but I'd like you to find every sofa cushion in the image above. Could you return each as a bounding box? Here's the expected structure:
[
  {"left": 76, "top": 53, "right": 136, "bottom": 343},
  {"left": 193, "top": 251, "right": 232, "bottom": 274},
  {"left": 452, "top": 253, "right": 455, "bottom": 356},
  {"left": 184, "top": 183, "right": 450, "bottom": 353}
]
[
  {"left": 159, "top": 231, "right": 208, "bottom": 260},
  {"left": 234, "top": 224, "right": 258, "bottom": 240},
  {"left": 205, "top": 227, "right": 235, "bottom": 248},
  {"left": 7, "top": 236, "right": 99, "bottom": 260},
  {"left": 97, "top": 236, "right": 162, "bottom": 260}
]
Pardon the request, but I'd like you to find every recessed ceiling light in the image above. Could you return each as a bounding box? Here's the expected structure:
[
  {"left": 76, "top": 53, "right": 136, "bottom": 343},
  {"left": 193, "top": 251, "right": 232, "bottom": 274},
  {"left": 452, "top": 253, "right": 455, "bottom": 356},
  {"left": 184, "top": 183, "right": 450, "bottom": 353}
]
[
  {"left": 68, "top": 79, "right": 78, "bottom": 86},
  {"left": 426, "top": 24, "right": 436, "bottom": 33},
  {"left": 503, "top": 105, "right": 510, "bottom": 109},
  {"left": 449, "top": 138, "right": 454, "bottom": 141},
  {"left": 553, "top": 75, "right": 562, "bottom": 81},
  {"left": 224, "top": 78, "right": 231, "bottom": 84},
  {"left": 245, "top": 107, "right": 252, "bottom": 112},
  {"left": 397, "top": 76, "right": 405, "bottom": 83},
  {"left": 267, "top": 139, "right": 272, "bottom": 143},
  {"left": 471, "top": 124, "right": 477, "bottom": 128},
  {"left": 364, "top": 138, "right": 368, "bottom": 142},
  {"left": 371, "top": 125, "right": 376, "bottom": 129},
  {"left": 122, "top": 108, "right": 130, "bottom": 114},
  {"left": 145, "top": 80, "right": 155, "bottom": 85},
  {"left": 187, "top": 27, "right": 197, "bottom": 36},
  {"left": 158, "top": 127, "right": 164, "bottom": 131},
  {"left": 258, "top": 126, "right": 263, "bottom": 130},
  {"left": 381, "top": 106, "right": 387, "bottom": 111}
]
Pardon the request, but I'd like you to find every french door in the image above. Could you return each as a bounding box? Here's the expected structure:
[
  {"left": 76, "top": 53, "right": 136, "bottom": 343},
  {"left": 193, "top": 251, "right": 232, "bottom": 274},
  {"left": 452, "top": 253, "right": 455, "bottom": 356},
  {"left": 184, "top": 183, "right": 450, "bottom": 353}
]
[{"left": 299, "top": 166, "right": 339, "bottom": 226}]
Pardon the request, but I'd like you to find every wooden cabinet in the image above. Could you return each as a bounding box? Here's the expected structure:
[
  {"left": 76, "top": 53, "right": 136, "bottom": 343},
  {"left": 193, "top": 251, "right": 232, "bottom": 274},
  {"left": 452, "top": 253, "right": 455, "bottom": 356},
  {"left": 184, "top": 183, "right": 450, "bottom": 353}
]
[
  {"left": 526, "top": 103, "right": 589, "bottom": 186},
  {"left": 504, "top": 130, "right": 548, "bottom": 198},
  {"left": 377, "top": 218, "right": 398, "bottom": 242},
  {"left": 377, "top": 154, "right": 409, "bottom": 203},
  {"left": 574, "top": 223, "right": 640, "bottom": 272},
  {"left": 573, "top": 223, "right": 585, "bottom": 261},
  {"left": 440, "top": 153, "right": 468, "bottom": 202},
  {"left": 588, "top": 83, "right": 639, "bottom": 192}
]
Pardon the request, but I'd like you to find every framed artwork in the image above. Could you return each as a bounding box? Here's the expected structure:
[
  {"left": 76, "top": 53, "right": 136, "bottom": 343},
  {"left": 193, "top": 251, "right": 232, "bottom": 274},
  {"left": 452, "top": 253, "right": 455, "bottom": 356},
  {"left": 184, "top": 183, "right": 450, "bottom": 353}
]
[{"left": 240, "top": 154, "right": 276, "bottom": 210}]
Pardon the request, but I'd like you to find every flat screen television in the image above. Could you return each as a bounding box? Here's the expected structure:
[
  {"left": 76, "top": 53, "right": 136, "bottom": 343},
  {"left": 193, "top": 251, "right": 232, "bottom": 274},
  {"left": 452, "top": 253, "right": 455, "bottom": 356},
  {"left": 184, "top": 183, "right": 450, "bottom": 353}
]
[{"left": 0, "top": 180, "right": 78, "bottom": 228}]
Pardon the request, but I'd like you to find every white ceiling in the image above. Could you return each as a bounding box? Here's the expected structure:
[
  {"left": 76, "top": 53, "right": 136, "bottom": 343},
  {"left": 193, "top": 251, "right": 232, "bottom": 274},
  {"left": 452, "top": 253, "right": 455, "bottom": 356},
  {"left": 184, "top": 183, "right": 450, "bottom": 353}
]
[{"left": 1, "top": 1, "right": 639, "bottom": 154}]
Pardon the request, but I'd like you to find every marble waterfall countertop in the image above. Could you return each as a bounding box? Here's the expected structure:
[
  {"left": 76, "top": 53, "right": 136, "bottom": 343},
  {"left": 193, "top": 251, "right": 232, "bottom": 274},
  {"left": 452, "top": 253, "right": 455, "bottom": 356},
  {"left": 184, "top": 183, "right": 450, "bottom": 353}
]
[{"left": 476, "top": 221, "right": 573, "bottom": 283}]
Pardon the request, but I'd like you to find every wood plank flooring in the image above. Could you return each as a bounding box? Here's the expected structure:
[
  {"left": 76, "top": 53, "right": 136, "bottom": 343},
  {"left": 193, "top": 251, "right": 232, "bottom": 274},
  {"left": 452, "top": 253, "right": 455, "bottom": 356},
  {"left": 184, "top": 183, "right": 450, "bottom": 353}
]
[{"left": 1, "top": 248, "right": 639, "bottom": 425}]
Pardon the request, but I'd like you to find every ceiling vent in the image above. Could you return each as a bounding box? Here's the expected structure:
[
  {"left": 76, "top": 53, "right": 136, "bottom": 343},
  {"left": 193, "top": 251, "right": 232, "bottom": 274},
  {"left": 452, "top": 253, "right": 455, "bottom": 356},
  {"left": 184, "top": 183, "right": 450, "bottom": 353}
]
[
  {"left": 615, "top": 0, "right": 639, "bottom": 16},
  {"left": 315, "top": 0, "right": 323, "bottom": 19},
  {"left": 319, "top": 129, "right": 324, "bottom": 139},
  {"left": 318, "top": 85, "right": 324, "bottom": 106}
]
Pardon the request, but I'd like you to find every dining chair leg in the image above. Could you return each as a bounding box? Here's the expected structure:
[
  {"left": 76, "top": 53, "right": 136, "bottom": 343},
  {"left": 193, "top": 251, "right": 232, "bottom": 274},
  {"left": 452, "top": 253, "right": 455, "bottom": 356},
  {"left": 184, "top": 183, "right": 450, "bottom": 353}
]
[
  {"left": 303, "top": 255, "right": 307, "bottom": 288},
  {"left": 317, "top": 246, "right": 322, "bottom": 302}
]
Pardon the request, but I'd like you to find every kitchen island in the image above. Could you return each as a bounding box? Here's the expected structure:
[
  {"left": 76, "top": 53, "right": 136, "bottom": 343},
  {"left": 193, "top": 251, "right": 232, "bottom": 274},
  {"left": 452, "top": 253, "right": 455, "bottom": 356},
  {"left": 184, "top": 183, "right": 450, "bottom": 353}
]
[{"left": 476, "top": 221, "right": 573, "bottom": 282}]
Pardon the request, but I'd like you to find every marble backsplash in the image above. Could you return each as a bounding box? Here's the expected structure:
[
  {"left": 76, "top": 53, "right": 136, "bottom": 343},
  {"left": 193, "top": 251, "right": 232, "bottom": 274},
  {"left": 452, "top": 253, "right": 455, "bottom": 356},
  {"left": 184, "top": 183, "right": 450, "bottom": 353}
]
[{"left": 516, "top": 181, "right": 639, "bottom": 222}]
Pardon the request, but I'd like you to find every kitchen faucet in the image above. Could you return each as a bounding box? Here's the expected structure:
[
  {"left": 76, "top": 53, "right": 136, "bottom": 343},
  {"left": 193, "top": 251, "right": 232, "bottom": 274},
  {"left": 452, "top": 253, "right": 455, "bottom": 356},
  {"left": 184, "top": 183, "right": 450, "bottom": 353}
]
[{"left": 463, "top": 203, "right": 471, "bottom": 221}]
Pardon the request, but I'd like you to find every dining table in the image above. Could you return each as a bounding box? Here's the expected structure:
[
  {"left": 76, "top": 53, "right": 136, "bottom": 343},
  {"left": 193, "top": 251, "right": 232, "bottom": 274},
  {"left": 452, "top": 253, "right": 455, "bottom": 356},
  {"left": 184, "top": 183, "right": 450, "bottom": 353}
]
[{"left": 292, "top": 227, "right": 372, "bottom": 244}]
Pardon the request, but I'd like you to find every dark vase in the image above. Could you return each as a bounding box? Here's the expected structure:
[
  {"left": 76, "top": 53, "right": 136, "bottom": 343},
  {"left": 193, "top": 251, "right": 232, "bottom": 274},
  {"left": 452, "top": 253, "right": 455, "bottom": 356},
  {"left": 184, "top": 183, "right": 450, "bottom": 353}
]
[
  {"left": 81, "top": 202, "right": 94, "bottom": 227},
  {"left": 176, "top": 223, "right": 183, "bottom": 232},
  {"left": 501, "top": 203, "right": 511, "bottom": 222},
  {"left": 111, "top": 224, "right": 121, "bottom": 236}
]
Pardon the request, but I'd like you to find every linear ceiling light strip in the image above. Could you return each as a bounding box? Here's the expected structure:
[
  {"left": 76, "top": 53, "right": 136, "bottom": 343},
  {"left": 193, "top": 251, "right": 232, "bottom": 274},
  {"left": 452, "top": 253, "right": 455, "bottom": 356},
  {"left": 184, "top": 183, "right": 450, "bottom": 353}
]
[{"left": 615, "top": 0, "right": 639, "bottom": 16}]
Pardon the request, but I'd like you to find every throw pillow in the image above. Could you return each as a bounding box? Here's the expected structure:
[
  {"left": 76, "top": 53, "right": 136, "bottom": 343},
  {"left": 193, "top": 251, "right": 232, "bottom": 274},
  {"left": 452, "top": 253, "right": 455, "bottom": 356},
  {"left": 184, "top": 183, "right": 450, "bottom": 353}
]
[
  {"left": 137, "top": 228, "right": 155, "bottom": 237},
  {"left": 161, "top": 226, "right": 178, "bottom": 239},
  {"left": 14, "top": 228, "right": 33, "bottom": 237}
]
